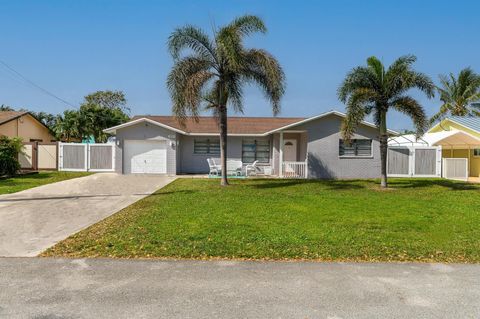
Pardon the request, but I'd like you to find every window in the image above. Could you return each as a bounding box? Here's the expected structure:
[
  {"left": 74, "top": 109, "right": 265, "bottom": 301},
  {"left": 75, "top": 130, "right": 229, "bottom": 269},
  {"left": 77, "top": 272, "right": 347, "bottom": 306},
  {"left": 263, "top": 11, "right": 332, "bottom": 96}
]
[
  {"left": 242, "top": 139, "right": 270, "bottom": 163},
  {"left": 339, "top": 139, "right": 372, "bottom": 157},
  {"left": 194, "top": 139, "right": 220, "bottom": 154},
  {"left": 29, "top": 139, "right": 43, "bottom": 142},
  {"left": 474, "top": 149, "right": 480, "bottom": 157}
]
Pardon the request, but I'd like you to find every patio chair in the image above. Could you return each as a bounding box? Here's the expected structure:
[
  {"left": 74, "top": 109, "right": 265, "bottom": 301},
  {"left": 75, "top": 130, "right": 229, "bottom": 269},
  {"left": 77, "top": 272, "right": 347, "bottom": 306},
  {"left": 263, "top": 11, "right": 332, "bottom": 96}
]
[
  {"left": 245, "top": 160, "right": 259, "bottom": 176},
  {"left": 207, "top": 158, "right": 221, "bottom": 176},
  {"left": 227, "top": 160, "right": 243, "bottom": 176}
]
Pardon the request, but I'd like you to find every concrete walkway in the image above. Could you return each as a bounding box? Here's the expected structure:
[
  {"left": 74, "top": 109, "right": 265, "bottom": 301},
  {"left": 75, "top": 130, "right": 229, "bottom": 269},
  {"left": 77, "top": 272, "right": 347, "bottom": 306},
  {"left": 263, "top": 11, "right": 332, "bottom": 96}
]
[
  {"left": 0, "top": 174, "right": 176, "bottom": 257},
  {"left": 0, "top": 258, "right": 479, "bottom": 318}
]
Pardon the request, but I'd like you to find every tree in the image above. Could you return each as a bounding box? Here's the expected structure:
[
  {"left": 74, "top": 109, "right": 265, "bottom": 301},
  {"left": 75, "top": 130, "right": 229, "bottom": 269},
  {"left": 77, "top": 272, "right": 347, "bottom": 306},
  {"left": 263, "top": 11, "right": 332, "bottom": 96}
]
[
  {"left": 430, "top": 67, "right": 480, "bottom": 123},
  {"left": 338, "top": 55, "right": 435, "bottom": 188},
  {"left": 0, "top": 136, "right": 24, "bottom": 176},
  {"left": 167, "top": 15, "right": 285, "bottom": 186},
  {"left": 0, "top": 104, "right": 15, "bottom": 111},
  {"left": 78, "top": 102, "right": 129, "bottom": 142},
  {"left": 53, "top": 110, "right": 82, "bottom": 142},
  {"left": 84, "top": 90, "right": 129, "bottom": 111}
]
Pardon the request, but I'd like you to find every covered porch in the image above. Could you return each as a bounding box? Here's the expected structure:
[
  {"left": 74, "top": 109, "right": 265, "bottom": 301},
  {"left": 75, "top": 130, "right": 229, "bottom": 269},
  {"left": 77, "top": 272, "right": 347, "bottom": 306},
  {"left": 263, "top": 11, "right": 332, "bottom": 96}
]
[
  {"left": 272, "top": 130, "right": 309, "bottom": 178},
  {"left": 430, "top": 131, "right": 480, "bottom": 180}
]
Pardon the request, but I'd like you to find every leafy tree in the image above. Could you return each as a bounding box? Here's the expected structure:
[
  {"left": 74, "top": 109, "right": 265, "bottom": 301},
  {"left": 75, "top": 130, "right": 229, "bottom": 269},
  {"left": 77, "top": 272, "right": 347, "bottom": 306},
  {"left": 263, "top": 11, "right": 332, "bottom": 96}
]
[
  {"left": 430, "top": 67, "right": 480, "bottom": 123},
  {"left": 53, "top": 110, "right": 82, "bottom": 142},
  {"left": 78, "top": 103, "right": 129, "bottom": 142},
  {"left": 29, "top": 111, "right": 57, "bottom": 128},
  {"left": 167, "top": 15, "right": 285, "bottom": 186},
  {"left": 0, "top": 104, "right": 15, "bottom": 111},
  {"left": 0, "top": 136, "right": 24, "bottom": 176},
  {"left": 84, "top": 90, "right": 129, "bottom": 111},
  {"left": 338, "top": 55, "right": 435, "bottom": 188}
]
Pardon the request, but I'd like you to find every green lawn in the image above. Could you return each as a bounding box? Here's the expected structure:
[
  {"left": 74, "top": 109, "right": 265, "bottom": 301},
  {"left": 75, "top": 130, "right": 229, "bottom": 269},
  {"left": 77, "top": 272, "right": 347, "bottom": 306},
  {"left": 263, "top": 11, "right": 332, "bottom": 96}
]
[
  {"left": 0, "top": 171, "right": 92, "bottom": 195},
  {"left": 42, "top": 178, "right": 480, "bottom": 263}
]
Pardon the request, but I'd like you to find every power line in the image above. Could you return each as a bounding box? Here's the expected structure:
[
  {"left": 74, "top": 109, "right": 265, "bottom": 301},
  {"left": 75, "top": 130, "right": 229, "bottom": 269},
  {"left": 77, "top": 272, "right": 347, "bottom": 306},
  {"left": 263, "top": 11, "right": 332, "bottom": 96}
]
[{"left": 0, "top": 59, "right": 77, "bottom": 108}]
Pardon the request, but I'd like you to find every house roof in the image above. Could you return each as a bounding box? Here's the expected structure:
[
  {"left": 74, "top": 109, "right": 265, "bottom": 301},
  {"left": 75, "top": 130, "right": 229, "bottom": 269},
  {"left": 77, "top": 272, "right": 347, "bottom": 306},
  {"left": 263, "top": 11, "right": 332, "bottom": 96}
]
[
  {"left": 0, "top": 111, "right": 29, "bottom": 125},
  {"left": 446, "top": 116, "right": 480, "bottom": 133},
  {"left": 104, "top": 110, "right": 399, "bottom": 136},
  {"left": 132, "top": 115, "right": 306, "bottom": 135}
]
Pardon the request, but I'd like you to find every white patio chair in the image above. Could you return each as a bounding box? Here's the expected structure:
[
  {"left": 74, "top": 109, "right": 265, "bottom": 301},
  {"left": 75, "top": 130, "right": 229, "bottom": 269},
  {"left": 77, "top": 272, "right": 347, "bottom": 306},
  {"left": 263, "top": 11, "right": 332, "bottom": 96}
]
[
  {"left": 245, "top": 160, "right": 259, "bottom": 176},
  {"left": 227, "top": 160, "right": 243, "bottom": 176},
  {"left": 207, "top": 158, "right": 221, "bottom": 176}
]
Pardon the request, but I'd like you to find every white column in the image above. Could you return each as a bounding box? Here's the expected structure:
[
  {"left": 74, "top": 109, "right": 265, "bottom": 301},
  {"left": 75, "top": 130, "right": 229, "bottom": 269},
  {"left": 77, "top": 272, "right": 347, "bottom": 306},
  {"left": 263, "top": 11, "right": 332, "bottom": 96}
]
[{"left": 279, "top": 132, "right": 284, "bottom": 177}]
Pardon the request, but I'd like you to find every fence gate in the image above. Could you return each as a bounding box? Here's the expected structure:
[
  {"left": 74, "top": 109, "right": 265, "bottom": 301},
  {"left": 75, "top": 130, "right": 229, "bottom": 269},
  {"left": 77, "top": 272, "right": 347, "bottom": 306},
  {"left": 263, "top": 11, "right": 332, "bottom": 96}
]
[
  {"left": 59, "top": 143, "right": 115, "bottom": 172},
  {"left": 387, "top": 146, "right": 442, "bottom": 178},
  {"left": 443, "top": 158, "right": 468, "bottom": 181}
]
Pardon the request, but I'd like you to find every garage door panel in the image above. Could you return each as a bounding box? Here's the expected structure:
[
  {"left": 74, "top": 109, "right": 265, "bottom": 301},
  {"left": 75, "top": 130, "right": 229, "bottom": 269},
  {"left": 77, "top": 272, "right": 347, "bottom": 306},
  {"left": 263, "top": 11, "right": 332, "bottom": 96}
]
[{"left": 124, "top": 140, "right": 167, "bottom": 174}]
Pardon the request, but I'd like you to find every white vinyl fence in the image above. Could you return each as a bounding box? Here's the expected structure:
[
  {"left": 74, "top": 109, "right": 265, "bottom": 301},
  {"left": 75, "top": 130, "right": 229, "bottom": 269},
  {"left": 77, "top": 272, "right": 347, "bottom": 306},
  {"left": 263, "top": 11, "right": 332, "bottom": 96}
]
[
  {"left": 442, "top": 158, "right": 468, "bottom": 181},
  {"left": 387, "top": 146, "right": 442, "bottom": 178},
  {"left": 59, "top": 143, "right": 115, "bottom": 172}
]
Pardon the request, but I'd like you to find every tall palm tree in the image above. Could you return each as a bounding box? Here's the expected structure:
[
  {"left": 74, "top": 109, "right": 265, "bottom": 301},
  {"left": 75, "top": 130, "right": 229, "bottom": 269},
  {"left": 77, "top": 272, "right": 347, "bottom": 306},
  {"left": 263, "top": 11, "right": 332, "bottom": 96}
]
[
  {"left": 338, "top": 55, "right": 435, "bottom": 188},
  {"left": 167, "top": 15, "right": 285, "bottom": 186},
  {"left": 430, "top": 67, "right": 480, "bottom": 123}
]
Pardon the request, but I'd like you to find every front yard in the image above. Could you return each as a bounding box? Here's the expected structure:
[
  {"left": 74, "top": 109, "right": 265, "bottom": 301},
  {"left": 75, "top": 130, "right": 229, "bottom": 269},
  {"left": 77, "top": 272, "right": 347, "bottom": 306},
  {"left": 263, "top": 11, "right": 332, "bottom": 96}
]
[
  {"left": 0, "top": 171, "right": 92, "bottom": 195},
  {"left": 43, "top": 178, "right": 480, "bottom": 263}
]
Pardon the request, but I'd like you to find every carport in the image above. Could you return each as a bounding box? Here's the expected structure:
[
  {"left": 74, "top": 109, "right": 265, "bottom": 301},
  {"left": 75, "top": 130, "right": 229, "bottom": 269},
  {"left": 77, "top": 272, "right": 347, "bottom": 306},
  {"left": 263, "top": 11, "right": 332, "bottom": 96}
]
[{"left": 389, "top": 130, "right": 480, "bottom": 181}]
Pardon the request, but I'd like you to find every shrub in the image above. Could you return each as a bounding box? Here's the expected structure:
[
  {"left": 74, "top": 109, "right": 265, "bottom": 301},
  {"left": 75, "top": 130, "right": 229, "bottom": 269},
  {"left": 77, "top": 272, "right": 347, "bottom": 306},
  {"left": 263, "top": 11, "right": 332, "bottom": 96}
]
[{"left": 0, "top": 136, "right": 24, "bottom": 176}]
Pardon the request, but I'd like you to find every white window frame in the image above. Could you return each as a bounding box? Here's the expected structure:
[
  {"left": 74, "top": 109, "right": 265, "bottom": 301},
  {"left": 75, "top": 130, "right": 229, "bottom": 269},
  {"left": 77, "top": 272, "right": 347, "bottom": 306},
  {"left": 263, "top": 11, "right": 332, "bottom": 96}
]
[{"left": 339, "top": 139, "right": 373, "bottom": 158}]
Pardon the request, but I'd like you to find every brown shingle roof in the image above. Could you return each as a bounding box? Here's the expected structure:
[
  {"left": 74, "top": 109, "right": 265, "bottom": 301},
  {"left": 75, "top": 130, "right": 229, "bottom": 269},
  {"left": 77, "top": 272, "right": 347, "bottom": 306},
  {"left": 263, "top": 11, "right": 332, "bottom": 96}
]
[
  {"left": 0, "top": 111, "right": 28, "bottom": 125},
  {"left": 133, "top": 115, "right": 306, "bottom": 134}
]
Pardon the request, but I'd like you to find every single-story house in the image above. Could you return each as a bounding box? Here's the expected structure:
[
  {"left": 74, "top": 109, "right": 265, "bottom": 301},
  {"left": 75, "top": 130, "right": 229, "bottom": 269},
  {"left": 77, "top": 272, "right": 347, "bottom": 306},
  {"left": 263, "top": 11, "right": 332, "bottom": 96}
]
[
  {"left": 104, "top": 110, "right": 397, "bottom": 179},
  {"left": 0, "top": 111, "right": 55, "bottom": 142}
]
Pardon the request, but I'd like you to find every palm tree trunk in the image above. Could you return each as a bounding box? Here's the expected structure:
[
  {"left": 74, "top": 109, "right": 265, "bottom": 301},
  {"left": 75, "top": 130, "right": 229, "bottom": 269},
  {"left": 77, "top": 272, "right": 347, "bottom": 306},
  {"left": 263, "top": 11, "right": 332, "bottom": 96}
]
[
  {"left": 379, "top": 110, "right": 388, "bottom": 188},
  {"left": 219, "top": 104, "right": 228, "bottom": 186}
]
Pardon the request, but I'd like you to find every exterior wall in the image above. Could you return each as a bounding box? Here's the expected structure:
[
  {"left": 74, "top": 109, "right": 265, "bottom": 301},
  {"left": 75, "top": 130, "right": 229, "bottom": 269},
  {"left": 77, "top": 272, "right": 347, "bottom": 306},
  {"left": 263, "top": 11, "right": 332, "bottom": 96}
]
[
  {"left": 294, "top": 113, "right": 382, "bottom": 179},
  {"left": 0, "top": 114, "right": 54, "bottom": 142},
  {"left": 114, "top": 122, "right": 177, "bottom": 175},
  {"left": 178, "top": 135, "right": 274, "bottom": 174}
]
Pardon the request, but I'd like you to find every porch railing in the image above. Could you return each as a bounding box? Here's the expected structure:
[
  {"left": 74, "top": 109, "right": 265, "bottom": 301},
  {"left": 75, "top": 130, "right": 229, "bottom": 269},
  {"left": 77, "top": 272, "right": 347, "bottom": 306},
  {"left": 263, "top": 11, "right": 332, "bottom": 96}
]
[{"left": 282, "top": 161, "right": 308, "bottom": 178}]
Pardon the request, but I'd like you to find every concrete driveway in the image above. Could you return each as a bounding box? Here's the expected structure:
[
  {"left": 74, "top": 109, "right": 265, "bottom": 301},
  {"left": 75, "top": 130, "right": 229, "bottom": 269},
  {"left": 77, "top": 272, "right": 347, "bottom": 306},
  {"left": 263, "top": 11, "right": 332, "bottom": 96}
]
[
  {"left": 0, "top": 258, "right": 479, "bottom": 318},
  {"left": 0, "top": 174, "right": 176, "bottom": 257}
]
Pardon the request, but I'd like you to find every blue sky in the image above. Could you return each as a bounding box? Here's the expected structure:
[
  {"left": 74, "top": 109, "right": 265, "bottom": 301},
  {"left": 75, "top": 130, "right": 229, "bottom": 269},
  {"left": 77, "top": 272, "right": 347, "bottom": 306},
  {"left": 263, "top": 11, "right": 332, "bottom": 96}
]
[{"left": 0, "top": 0, "right": 478, "bottom": 131}]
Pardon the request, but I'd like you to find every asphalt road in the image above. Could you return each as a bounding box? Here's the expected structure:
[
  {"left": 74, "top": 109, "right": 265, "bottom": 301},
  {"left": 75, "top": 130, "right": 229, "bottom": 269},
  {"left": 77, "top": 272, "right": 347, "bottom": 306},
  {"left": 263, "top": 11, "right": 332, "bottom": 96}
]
[{"left": 1, "top": 258, "right": 479, "bottom": 318}]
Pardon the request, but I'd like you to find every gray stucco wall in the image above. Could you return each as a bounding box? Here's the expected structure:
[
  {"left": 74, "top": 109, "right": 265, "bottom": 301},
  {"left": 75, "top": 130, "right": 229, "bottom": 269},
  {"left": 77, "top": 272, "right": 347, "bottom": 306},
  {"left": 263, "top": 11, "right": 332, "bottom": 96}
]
[
  {"left": 294, "top": 113, "right": 381, "bottom": 179},
  {"left": 178, "top": 135, "right": 273, "bottom": 174},
  {"left": 114, "top": 122, "right": 177, "bottom": 175}
]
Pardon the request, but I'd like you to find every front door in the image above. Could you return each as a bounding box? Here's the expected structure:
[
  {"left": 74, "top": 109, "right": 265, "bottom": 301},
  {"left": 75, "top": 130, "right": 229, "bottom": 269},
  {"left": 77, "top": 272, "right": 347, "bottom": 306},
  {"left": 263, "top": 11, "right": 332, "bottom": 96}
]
[{"left": 283, "top": 139, "right": 297, "bottom": 161}]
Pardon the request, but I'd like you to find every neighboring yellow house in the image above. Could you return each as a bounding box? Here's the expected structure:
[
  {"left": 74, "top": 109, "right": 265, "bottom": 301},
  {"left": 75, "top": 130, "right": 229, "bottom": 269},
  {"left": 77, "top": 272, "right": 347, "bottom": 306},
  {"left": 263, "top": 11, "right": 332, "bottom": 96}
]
[
  {"left": 0, "top": 111, "right": 55, "bottom": 142},
  {"left": 428, "top": 116, "right": 480, "bottom": 178}
]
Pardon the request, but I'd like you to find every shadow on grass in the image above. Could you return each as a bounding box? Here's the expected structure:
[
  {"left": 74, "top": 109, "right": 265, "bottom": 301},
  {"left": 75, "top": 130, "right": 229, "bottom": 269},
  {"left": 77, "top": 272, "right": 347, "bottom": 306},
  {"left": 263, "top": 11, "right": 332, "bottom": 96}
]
[
  {"left": 388, "top": 178, "right": 478, "bottom": 191},
  {"left": 252, "top": 179, "right": 366, "bottom": 190},
  {"left": 250, "top": 178, "right": 479, "bottom": 191}
]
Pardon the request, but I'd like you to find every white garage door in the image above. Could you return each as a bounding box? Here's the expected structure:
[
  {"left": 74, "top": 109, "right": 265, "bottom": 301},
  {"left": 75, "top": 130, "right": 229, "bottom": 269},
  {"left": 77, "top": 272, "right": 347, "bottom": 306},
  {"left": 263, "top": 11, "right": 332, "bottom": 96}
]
[{"left": 124, "top": 140, "right": 167, "bottom": 174}]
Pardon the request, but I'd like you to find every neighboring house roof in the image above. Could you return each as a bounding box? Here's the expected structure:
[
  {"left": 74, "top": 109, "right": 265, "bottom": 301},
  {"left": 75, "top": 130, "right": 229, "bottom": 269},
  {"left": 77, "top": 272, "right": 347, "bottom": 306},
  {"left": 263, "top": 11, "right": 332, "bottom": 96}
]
[
  {"left": 104, "top": 110, "right": 398, "bottom": 136},
  {"left": 429, "top": 116, "right": 480, "bottom": 134},
  {"left": 445, "top": 116, "right": 480, "bottom": 133},
  {"left": 0, "top": 111, "right": 29, "bottom": 125}
]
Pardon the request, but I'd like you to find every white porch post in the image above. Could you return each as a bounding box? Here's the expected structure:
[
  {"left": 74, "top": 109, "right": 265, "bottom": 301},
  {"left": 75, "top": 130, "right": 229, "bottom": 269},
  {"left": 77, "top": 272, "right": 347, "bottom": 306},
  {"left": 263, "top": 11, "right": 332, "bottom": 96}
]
[
  {"left": 279, "top": 132, "right": 284, "bottom": 177},
  {"left": 468, "top": 145, "right": 471, "bottom": 177}
]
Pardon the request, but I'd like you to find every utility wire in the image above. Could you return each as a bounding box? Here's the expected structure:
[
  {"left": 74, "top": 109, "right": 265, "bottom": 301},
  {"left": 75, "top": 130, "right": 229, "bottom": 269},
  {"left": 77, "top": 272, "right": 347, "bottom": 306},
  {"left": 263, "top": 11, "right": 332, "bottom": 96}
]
[{"left": 0, "top": 59, "right": 77, "bottom": 108}]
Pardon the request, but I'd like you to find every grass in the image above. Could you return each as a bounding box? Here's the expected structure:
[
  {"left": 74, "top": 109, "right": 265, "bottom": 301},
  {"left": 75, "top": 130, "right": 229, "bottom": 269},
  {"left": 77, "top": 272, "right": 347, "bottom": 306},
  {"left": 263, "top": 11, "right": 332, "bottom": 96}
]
[
  {"left": 42, "top": 178, "right": 480, "bottom": 263},
  {"left": 0, "top": 171, "right": 92, "bottom": 194}
]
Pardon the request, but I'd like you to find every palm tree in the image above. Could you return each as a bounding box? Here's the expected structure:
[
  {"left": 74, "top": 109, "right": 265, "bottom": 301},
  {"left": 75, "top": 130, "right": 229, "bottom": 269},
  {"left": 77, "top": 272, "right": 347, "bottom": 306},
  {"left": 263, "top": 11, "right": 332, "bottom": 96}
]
[
  {"left": 338, "top": 55, "right": 435, "bottom": 188},
  {"left": 430, "top": 67, "right": 480, "bottom": 123},
  {"left": 167, "top": 15, "right": 285, "bottom": 186}
]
